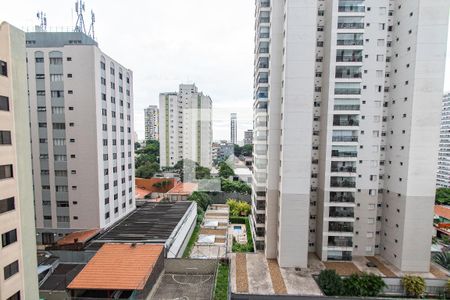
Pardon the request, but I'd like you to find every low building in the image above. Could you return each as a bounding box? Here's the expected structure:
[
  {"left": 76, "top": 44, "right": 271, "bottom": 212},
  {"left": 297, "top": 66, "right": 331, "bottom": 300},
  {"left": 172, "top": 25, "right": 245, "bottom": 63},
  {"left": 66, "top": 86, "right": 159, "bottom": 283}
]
[
  {"left": 68, "top": 244, "right": 164, "bottom": 299},
  {"left": 166, "top": 182, "right": 198, "bottom": 201},
  {"left": 135, "top": 177, "right": 177, "bottom": 200},
  {"left": 434, "top": 205, "right": 450, "bottom": 238},
  {"left": 244, "top": 129, "right": 253, "bottom": 145}
]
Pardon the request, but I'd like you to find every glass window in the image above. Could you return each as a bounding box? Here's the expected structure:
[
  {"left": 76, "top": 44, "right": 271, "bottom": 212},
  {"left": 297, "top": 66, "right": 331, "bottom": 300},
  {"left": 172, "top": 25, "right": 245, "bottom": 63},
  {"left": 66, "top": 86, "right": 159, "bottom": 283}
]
[
  {"left": 1, "top": 229, "right": 17, "bottom": 247},
  {"left": 0, "top": 60, "right": 7, "bottom": 76},
  {"left": 0, "top": 96, "right": 9, "bottom": 111},
  {"left": 4, "top": 260, "right": 19, "bottom": 280},
  {"left": 0, "top": 131, "right": 11, "bottom": 145},
  {"left": 0, "top": 197, "right": 15, "bottom": 214},
  {"left": 0, "top": 165, "right": 13, "bottom": 179}
]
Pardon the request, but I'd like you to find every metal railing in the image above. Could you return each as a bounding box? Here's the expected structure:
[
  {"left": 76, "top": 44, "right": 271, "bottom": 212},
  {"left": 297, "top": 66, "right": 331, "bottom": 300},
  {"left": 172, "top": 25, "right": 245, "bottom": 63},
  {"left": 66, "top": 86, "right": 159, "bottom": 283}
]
[{"left": 332, "top": 136, "right": 358, "bottom": 142}]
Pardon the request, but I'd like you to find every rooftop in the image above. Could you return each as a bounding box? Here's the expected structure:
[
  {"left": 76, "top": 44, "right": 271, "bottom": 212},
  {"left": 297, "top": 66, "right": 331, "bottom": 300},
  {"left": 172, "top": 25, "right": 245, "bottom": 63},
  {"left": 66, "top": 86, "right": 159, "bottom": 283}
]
[
  {"left": 40, "top": 263, "right": 85, "bottom": 291},
  {"left": 435, "top": 205, "right": 450, "bottom": 220},
  {"left": 166, "top": 182, "right": 198, "bottom": 195},
  {"left": 89, "top": 201, "right": 192, "bottom": 246},
  {"left": 68, "top": 244, "right": 163, "bottom": 291},
  {"left": 56, "top": 229, "right": 100, "bottom": 246},
  {"left": 25, "top": 31, "right": 98, "bottom": 48}
]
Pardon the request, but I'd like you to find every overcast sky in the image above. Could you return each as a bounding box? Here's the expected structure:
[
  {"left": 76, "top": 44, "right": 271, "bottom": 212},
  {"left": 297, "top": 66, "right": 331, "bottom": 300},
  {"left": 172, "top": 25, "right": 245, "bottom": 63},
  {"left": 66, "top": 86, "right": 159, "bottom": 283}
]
[{"left": 1, "top": 1, "right": 450, "bottom": 141}]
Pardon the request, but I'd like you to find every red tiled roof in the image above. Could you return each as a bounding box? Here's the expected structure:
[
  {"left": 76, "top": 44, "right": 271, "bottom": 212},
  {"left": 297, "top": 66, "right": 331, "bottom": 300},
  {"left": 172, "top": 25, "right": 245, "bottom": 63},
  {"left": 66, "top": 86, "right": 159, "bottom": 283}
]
[
  {"left": 135, "top": 187, "right": 151, "bottom": 199},
  {"left": 435, "top": 205, "right": 450, "bottom": 221},
  {"left": 166, "top": 182, "right": 198, "bottom": 195},
  {"left": 68, "top": 243, "right": 163, "bottom": 290},
  {"left": 57, "top": 229, "right": 100, "bottom": 246}
]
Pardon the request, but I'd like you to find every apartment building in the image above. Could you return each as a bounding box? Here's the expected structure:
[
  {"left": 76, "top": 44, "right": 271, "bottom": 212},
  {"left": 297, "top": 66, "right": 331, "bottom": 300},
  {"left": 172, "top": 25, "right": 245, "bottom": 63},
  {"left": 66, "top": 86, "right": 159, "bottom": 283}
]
[
  {"left": 26, "top": 30, "right": 135, "bottom": 244},
  {"left": 244, "top": 129, "right": 253, "bottom": 145},
  {"left": 251, "top": 0, "right": 449, "bottom": 272},
  {"left": 144, "top": 105, "right": 159, "bottom": 141},
  {"left": 437, "top": 93, "right": 450, "bottom": 188},
  {"left": 159, "top": 84, "right": 212, "bottom": 168},
  {"left": 230, "top": 113, "right": 237, "bottom": 144},
  {"left": 0, "top": 22, "right": 39, "bottom": 300}
]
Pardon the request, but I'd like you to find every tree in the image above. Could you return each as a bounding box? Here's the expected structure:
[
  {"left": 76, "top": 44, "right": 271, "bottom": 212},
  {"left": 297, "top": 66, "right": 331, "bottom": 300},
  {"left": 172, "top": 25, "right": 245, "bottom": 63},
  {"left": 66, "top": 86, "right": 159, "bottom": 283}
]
[
  {"left": 241, "top": 144, "right": 253, "bottom": 157},
  {"left": 234, "top": 144, "right": 242, "bottom": 157},
  {"left": 219, "top": 162, "right": 234, "bottom": 178},
  {"left": 342, "top": 273, "right": 386, "bottom": 297},
  {"left": 135, "top": 140, "right": 160, "bottom": 170},
  {"left": 135, "top": 162, "right": 160, "bottom": 179},
  {"left": 221, "top": 179, "right": 251, "bottom": 195},
  {"left": 173, "top": 159, "right": 211, "bottom": 182},
  {"left": 318, "top": 270, "right": 343, "bottom": 296},
  {"left": 188, "top": 192, "right": 212, "bottom": 212},
  {"left": 227, "top": 199, "right": 251, "bottom": 216},
  {"left": 134, "top": 142, "right": 141, "bottom": 150},
  {"left": 436, "top": 188, "right": 450, "bottom": 205},
  {"left": 401, "top": 275, "right": 426, "bottom": 298},
  {"left": 196, "top": 166, "right": 211, "bottom": 180}
]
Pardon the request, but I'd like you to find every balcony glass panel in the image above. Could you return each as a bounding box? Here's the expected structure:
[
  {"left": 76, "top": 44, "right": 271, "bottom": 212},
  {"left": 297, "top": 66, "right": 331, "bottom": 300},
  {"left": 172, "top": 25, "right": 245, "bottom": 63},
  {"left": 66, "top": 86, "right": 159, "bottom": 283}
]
[
  {"left": 330, "top": 191, "right": 355, "bottom": 203},
  {"left": 336, "top": 66, "right": 361, "bottom": 79},
  {"left": 259, "top": 27, "right": 270, "bottom": 38},
  {"left": 328, "top": 221, "right": 353, "bottom": 232},
  {"left": 330, "top": 207, "right": 354, "bottom": 218},
  {"left": 256, "top": 87, "right": 268, "bottom": 99},
  {"left": 336, "top": 50, "right": 363, "bottom": 62},
  {"left": 331, "top": 146, "right": 357, "bottom": 157},
  {"left": 338, "top": 16, "right": 364, "bottom": 29},
  {"left": 328, "top": 236, "right": 353, "bottom": 247},
  {"left": 334, "top": 98, "right": 360, "bottom": 111},
  {"left": 337, "top": 33, "right": 363, "bottom": 45},
  {"left": 257, "top": 72, "right": 268, "bottom": 84},
  {"left": 259, "top": 42, "right": 269, "bottom": 53},
  {"left": 328, "top": 250, "right": 352, "bottom": 261},
  {"left": 338, "top": 0, "right": 365, "bottom": 12},
  {"left": 260, "top": 0, "right": 270, "bottom": 8},
  {"left": 332, "top": 130, "right": 358, "bottom": 142},
  {"left": 335, "top": 82, "right": 361, "bottom": 95},
  {"left": 331, "top": 161, "right": 356, "bottom": 172},
  {"left": 333, "top": 115, "right": 359, "bottom": 126},
  {"left": 258, "top": 57, "right": 269, "bottom": 69},
  {"left": 330, "top": 176, "right": 356, "bottom": 188}
]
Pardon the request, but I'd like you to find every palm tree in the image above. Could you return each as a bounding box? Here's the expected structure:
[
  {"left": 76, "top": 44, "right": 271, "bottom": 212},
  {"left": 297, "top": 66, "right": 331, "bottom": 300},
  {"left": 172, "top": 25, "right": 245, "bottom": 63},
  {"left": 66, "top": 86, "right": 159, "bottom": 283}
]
[{"left": 432, "top": 251, "right": 450, "bottom": 270}]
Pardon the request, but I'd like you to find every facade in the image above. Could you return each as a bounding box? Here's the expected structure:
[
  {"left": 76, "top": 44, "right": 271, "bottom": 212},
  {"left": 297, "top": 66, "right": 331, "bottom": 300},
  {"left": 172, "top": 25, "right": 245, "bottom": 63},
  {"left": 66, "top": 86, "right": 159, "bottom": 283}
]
[
  {"left": 244, "top": 129, "right": 253, "bottom": 145},
  {"left": 144, "top": 105, "right": 159, "bottom": 141},
  {"left": 251, "top": 0, "right": 449, "bottom": 272},
  {"left": 230, "top": 113, "right": 237, "bottom": 144},
  {"left": 26, "top": 31, "right": 136, "bottom": 244},
  {"left": 159, "top": 84, "right": 212, "bottom": 168},
  {"left": 437, "top": 93, "right": 450, "bottom": 188},
  {"left": 0, "top": 22, "right": 39, "bottom": 300}
]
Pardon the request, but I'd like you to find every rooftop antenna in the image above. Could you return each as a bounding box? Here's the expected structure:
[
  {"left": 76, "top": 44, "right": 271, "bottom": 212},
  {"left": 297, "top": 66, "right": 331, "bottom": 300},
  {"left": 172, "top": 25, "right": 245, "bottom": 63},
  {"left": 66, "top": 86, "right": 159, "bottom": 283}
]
[
  {"left": 74, "top": 0, "right": 86, "bottom": 34},
  {"left": 88, "top": 10, "right": 95, "bottom": 39},
  {"left": 36, "top": 11, "right": 47, "bottom": 31}
]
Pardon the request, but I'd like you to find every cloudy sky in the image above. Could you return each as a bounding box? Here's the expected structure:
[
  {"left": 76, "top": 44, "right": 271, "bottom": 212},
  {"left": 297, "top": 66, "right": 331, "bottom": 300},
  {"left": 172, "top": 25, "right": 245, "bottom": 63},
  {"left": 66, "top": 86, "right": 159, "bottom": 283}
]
[{"left": 1, "top": 1, "right": 450, "bottom": 141}]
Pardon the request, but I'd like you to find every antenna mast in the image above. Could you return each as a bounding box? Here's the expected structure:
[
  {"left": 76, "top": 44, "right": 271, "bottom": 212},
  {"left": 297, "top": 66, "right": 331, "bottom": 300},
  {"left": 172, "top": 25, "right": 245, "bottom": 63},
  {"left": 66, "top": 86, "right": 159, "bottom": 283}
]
[
  {"left": 74, "top": 0, "right": 86, "bottom": 34},
  {"left": 88, "top": 10, "right": 96, "bottom": 40},
  {"left": 36, "top": 11, "right": 47, "bottom": 32}
]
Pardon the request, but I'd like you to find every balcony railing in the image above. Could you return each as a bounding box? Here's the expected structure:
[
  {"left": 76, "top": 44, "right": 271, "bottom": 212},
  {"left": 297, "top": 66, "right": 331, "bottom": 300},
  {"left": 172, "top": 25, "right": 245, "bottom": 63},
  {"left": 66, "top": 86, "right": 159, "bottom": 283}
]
[
  {"left": 333, "top": 119, "right": 359, "bottom": 126},
  {"left": 330, "top": 209, "right": 354, "bottom": 218},
  {"left": 259, "top": 17, "right": 270, "bottom": 23},
  {"left": 330, "top": 180, "right": 356, "bottom": 188},
  {"left": 332, "top": 136, "right": 358, "bottom": 142},
  {"left": 259, "top": 33, "right": 270, "bottom": 38},
  {"left": 331, "top": 166, "right": 356, "bottom": 173},
  {"left": 336, "top": 55, "right": 363, "bottom": 62},
  {"left": 329, "top": 222, "right": 353, "bottom": 232},
  {"left": 328, "top": 239, "right": 353, "bottom": 247},
  {"left": 331, "top": 150, "right": 357, "bottom": 157},
  {"left": 335, "top": 88, "right": 361, "bottom": 95},
  {"left": 335, "top": 72, "right": 362, "bottom": 79},
  {"left": 334, "top": 105, "right": 360, "bottom": 111},
  {"left": 337, "top": 39, "right": 363, "bottom": 46},
  {"left": 259, "top": 48, "right": 269, "bottom": 54},
  {"left": 338, "top": 23, "right": 364, "bottom": 29},
  {"left": 330, "top": 195, "right": 355, "bottom": 203},
  {"left": 338, "top": 5, "right": 365, "bottom": 12},
  {"left": 260, "top": 0, "right": 270, "bottom": 7}
]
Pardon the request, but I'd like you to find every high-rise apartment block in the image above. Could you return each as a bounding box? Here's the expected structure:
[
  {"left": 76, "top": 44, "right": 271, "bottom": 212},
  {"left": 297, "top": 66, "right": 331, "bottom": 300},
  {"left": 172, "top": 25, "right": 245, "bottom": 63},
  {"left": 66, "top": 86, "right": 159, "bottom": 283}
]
[
  {"left": 244, "top": 129, "right": 253, "bottom": 145},
  {"left": 251, "top": 0, "right": 449, "bottom": 272},
  {"left": 230, "top": 113, "right": 237, "bottom": 144},
  {"left": 159, "top": 84, "right": 212, "bottom": 168},
  {"left": 144, "top": 105, "right": 159, "bottom": 141},
  {"left": 0, "top": 21, "right": 39, "bottom": 300},
  {"left": 26, "top": 31, "right": 135, "bottom": 244},
  {"left": 437, "top": 93, "right": 450, "bottom": 188}
]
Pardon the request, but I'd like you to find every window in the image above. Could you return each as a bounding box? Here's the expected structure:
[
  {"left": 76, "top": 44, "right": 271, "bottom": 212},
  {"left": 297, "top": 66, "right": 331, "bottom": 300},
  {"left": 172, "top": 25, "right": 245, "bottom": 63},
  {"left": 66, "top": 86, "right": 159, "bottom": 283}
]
[
  {"left": 35, "top": 57, "right": 44, "bottom": 63},
  {"left": 53, "top": 123, "right": 66, "bottom": 130},
  {"left": 7, "top": 291, "right": 20, "bottom": 300},
  {"left": 0, "top": 165, "right": 13, "bottom": 179},
  {"left": 57, "top": 216, "right": 69, "bottom": 222},
  {"left": 0, "top": 96, "right": 9, "bottom": 111},
  {"left": 56, "top": 186, "right": 68, "bottom": 192},
  {"left": 36, "top": 74, "right": 45, "bottom": 79},
  {"left": 3, "top": 261, "right": 19, "bottom": 281},
  {"left": 51, "top": 90, "right": 64, "bottom": 98},
  {"left": 36, "top": 90, "right": 45, "bottom": 96},
  {"left": 51, "top": 107, "right": 64, "bottom": 114},
  {"left": 50, "top": 74, "right": 63, "bottom": 82},
  {"left": 0, "top": 131, "right": 11, "bottom": 145},
  {"left": 55, "top": 170, "right": 67, "bottom": 177},
  {"left": 49, "top": 57, "right": 62, "bottom": 65},
  {"left": 105, "top": 212, "right": 110, "bottom": 219},
  {"left": 53, "top": 138, "right": 66, "bottom": 146},
  {"left": 0, "top": 60, "right": 7, "bottom": 76},
  {"left": 2, "top": 229, "right": 17, "bottom": 247},
  {"left": 54, "top": 155, "right": 67, "bottom": 161},
  {"left": 0, "top": 197, "right": 15, "bottom": 214}
]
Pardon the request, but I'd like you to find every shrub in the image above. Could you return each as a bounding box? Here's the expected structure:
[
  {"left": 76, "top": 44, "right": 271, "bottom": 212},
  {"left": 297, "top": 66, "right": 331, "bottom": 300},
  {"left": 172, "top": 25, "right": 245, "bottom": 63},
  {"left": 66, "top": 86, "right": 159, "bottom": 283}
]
[
  {"left": 433, "top": 251, "right": 450, "bottom": 270},
  {"left": 318, "top": 270, "right": 343, "bottom": 296},
  {"left": 227, "top": 199, "right": 251, "bottom": 216},
  {"left": 401, "top": 275, "right": 426, "bottom": 298},
  {"left": 342, "top": 272, "right": 386, "bottom": 297}
]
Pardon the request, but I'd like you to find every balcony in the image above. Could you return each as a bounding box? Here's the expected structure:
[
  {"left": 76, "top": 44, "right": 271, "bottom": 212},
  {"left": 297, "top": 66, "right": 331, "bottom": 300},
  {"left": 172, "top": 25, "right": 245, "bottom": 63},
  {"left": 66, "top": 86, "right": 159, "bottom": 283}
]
[
  {"left": 333, "top": 115, "right": 359, "bottom": 126},
  {"left": 328, "top": 251, "right": 352, "bottom": 261},
  {"left": 331, "top": 149, "right": 357, "bottom": 158},
  {"left": 332, "top": 135, "right": 358, "bottom": 142},
  {"left": 330, "top": 177, "right": 356, "bottom": 188},
  {"left": 328, "top": 236, "right": 353, "bottom": 247},
  {"left": 336, "top": 66, "right": 362, "bottom": 79},
  {"left": 334, "top": 104, "right": 360, "bottom": 111},
  {"left": 329, "top": 207, "right": 354, "bottom": 218},
  {"left": 330, "top": 192, "right": 355, "bottom": 203},
  {"left": 334, "top": 87, "right": 361, "bottom": 95},
  {"left": 329, "top": 221, "right": 353, "bottom": 232},
  {"left": 338, "top": 22, "right": 364, "bottom": 29},
  {"left": 260, "top": 0, "right": 270, "bottom": 8},
  {"left": 259, "top": 47, "right": 269, "bottom": 54},
  {"left": 259, "top": 17, "right": 270, "bottom": 23},
  {"left": 256, "top": 200, "right": 266, "bottom": 210},
  {"left": 331, "top": 164, "right": 356, "bottom": 173}
]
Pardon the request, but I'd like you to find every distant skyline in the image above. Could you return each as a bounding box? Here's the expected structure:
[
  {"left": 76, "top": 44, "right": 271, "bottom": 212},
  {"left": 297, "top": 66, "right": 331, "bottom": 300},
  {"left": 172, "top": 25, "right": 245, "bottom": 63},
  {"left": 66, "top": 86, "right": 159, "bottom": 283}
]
[{"left": 1, "top": 1, "right": 450, "bottom": 140}]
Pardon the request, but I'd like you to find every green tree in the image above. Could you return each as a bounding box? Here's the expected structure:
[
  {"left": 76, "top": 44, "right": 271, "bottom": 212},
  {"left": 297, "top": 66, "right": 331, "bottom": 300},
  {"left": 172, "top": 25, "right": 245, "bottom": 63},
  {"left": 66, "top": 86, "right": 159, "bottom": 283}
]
[
  {"left": 241, "top": 144, "right": 253, "bottom": 156},
  {"left": 221, "top": 179, "right": 251, "bottom": 195},
  {"left": 173, "top": 159, "right": 211, "bottom": 182},
  {"left": 188, "top": 192, "right": 212, "bottom": 212},
  {"left": 436, "top": 188, "right": 450, "bottom": 205},
  {"left": 227, "top": 199, "right": 251, "bottom": 216},
  {"left": 342, "top": 273, "right": 386, "bottom": 297},
  {"left": 196, "top": 166, "right": 211, "bottom": 180},
  {"left": 134, "top": 142, "right": 141, "bottom": 150},
  {"left": 318, "top": 270, "right": 343, "bottom": 296},
  {"left": 234, "top": 144, "right": 242, "bottom": 157},
  {"left": 135, "top": 162, "right": 160, "bottom": 179},
  {"left": 401, "top": 275, "right": 426, "bottom": 298},
  {"left": 219, "top": 162, "right": 234, "bottom": 178}
]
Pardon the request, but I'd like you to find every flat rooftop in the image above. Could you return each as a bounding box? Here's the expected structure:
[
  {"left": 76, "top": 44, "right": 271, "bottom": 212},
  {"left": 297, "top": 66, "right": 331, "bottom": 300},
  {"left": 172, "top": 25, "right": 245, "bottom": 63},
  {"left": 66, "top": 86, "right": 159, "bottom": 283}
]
[
  {"left": 40, "top": 263, "right": 85, "bottom": 291},
  {"left": 167, "top": 182, "right": 198, "bottom": 195},
  {"left": 88, "top": 202, "right": 192, "bottom": 247},
  {"left": 68, "top": 244, "right": 163, "bottom": 291}
]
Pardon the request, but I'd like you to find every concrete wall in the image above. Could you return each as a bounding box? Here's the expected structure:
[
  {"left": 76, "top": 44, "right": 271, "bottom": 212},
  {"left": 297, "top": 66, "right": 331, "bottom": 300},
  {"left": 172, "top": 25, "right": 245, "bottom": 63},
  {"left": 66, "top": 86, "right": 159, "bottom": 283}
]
[
  {"left": 166, "top": 201, "right": 197, "bottom": 258},
  {"left": 164, "top": 258, "right": 217, "bottom": 274}
]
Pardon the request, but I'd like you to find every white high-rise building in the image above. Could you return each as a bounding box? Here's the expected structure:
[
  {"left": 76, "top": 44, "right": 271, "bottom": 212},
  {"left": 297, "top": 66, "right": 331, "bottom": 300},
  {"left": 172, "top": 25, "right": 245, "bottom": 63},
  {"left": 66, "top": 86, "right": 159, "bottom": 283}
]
[
  {"left": 437, "top": 93, "right": 450, "bottom": 188},
  {"left": 144, "top": 105, "right": 159, "bottom": 141},
  {"left": 0, "top": 21, "right": 39, "bottom": 300},
  {"left": 251, "top": 0, "right": 449, "bottom": 272},
  {"left": 244, "top": 129, "right": 253, "bottom": 145},
  {"left": 26, "top": 31, "right": 135, "bottom": 244},
  {"left": 230, "top": 113, "right": 237, "bottom": 144},
  {"left": 159, "top": 84, "right": 212, "bottom": 168}
]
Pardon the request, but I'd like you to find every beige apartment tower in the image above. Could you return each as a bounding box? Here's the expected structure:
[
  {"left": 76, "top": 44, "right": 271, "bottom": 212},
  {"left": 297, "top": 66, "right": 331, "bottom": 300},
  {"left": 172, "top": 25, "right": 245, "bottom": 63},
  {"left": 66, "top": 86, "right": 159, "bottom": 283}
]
[
  {"left": 26, "top": 30, "right": 136, "bottom": 244},
  {"left": 0, "top": 22, "right": 39, "bottom": 300},
  {"left": 251, "top": 0, "right": 449, "bottom": 272}
]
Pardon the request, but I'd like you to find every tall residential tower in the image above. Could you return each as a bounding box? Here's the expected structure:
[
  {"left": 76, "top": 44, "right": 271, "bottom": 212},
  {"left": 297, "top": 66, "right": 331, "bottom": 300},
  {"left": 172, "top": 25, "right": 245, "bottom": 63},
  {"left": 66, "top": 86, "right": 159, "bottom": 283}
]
[
  {"left": 437, "top": 93, "right": 450, "bottom": 188},
  {"left": 26, "top": 30, "right": 135, "bottom": 244},
  {"left": 230, "top": 112, "right": 237, "bottom": 144},
  {"left": 144, "top": 105, "right": 159, "bottom": 141},
  {"left": 0, "top": 21, "right": 39, "bottom": 300},
  {"left": 251, "top": 0, "right": 449, "bottom": 272},
  {"left": 159, "top": 84, "right": 212, "bottom": 168}
]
